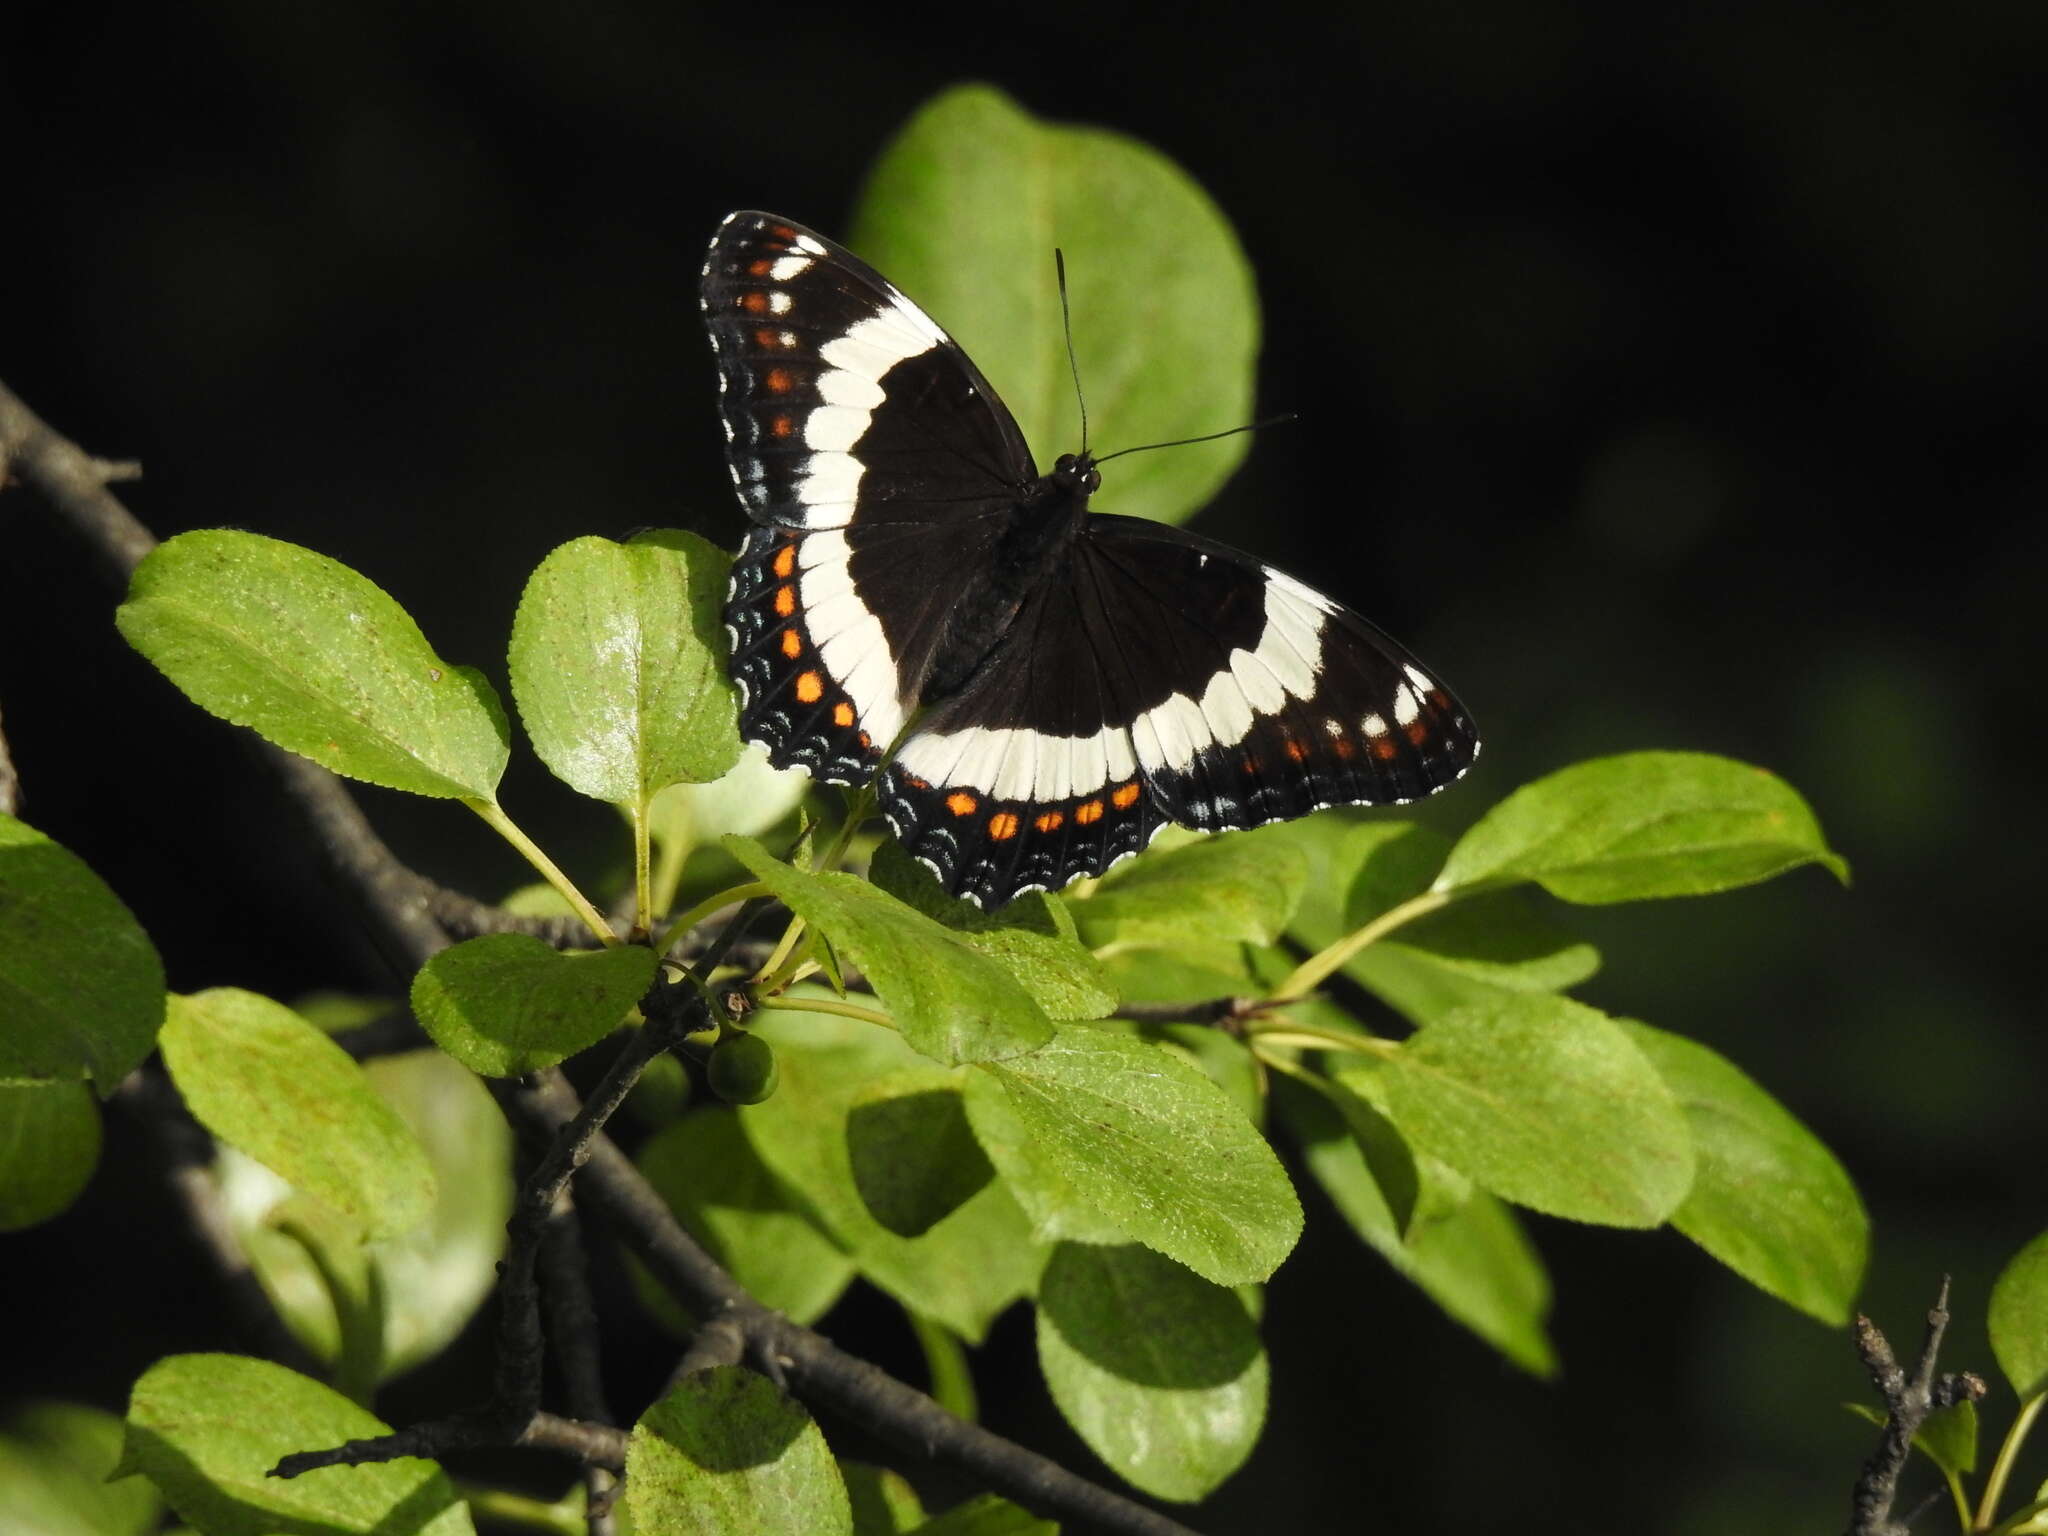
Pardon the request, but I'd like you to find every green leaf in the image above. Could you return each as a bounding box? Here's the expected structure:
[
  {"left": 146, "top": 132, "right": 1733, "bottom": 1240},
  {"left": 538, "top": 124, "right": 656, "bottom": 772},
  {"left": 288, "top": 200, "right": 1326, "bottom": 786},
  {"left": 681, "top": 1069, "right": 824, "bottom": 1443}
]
[
  {"left": 1333, "top": 821, "right": 1602, "bottom": 1018},
  {"left": 0, "top": 1078, "right": 101, "bottom": 1231},
  {"left": 1274, "top": 1076, "right": 1555, "bottom": 1375},
  {"left": 1621, "top": 1021, "right": 1865, "bottom": 1323},
  {"left": 116, "top": 530, "right": 508, "bottom": 800},
  {"left": 160, "top": 989, "right": 435, "bottom": 1241},
  {"left": 726, "top": 837, "right": 1052, "bottom": 1065},
  {"left": 841, "top": 1463, "right": 925, "bottom": 1536},
  {"left": 961, "top": 1068, "right": 1127, "bottom": 1246},
  {"left": 218, "top": 1049, "right": 513, "bottom": 1378},
  {"left": 0, "top": 815, "right": 165, "bottom": 1086},
  {"left": 0, "top": 1401, "right": 163, "bottom": 1536},
  {"left": 648, "top": 747, "right": 811, "bottom": 853},
  {"left": 977, "top": 1025, "right": 1301, "bottom": 1285},
  {"left": 120, "top": 1354, "right": 474, "bottom": 1536},
  {"left": 741, "top": 1005, "right": 1044, "bottom": 1341},
  {"left": 1434, "top": 751, "right": 1848, "bottom": 903},
  {"left": 852, "top": 84, "right": 1257, "bottom": 527},
  {"left": 636, "top": 1106, "right": 853, "bottom": 1328},
  {"left": 409, "top": 934, "right": 656, "bottom": 1077},
  {"left": 1036, "top": 1242, "right": 1264, "bottom": 1502},
  {"left": 909, "top": 1494, "right": 1058, "bottom": 1535},
  {"left": 869, "top": 842, "right": 1114, "bottom": 1020},
  {"left": 508, "top": 531, "right": 740, "bottom": 804},
  {"left": 626, "top": 1366, "right": 852, "bottom": 1536},
  {"left": 1990, "top": 1229, "right": 2048, "bottom": 1400},
  {"left": 1073, "top": 830, "right": 1307, "bottom": 954},
  {"left": 1378, "top": 992, "right": 1695, "bottom": 1227},
  {"left": 848, "top": 1072, "right": 995, "bottom": 1237}
]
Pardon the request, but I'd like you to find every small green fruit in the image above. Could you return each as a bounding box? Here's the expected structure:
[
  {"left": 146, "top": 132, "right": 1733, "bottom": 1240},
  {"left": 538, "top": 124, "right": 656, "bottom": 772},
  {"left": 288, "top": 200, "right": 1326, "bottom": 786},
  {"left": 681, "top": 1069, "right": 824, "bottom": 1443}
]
[{"left": 707, "top": 1032, "right": 779, "bottom": 1104}]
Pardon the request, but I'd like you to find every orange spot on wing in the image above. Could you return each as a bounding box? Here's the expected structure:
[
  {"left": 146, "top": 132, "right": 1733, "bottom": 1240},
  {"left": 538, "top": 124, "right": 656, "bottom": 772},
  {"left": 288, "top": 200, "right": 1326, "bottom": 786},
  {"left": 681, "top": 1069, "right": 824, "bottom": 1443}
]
[
  {"left": 747, "top": 258, "right": 771, "bottom": 276},
  {"left": 988, "top": 812, "right": 1020, "bottom": 840},
  {"left": 1034, "top": 810, "right": 1064, "bottom": 833},
  {"left": 858, "top": 731, "right": 871, "bottom": 748},
  {"left": 906, "top": 776, "right": 930, "bottom": 790},
  {"left": 773, "top": 586, "right": 796, "bottom": 617},
  {"left": 1372, "top": 738, "right": 1399, "bottom": 761},
  {"left": 1285, "top": 738, "right": 1308, "bottom": 763},
  {"left": 1075, "top": 799, "right": 1104, "bottom": 824},
  {"left": 753, "top": 328, "right": 781, "bottom": 349},
  {"left": 770, "top": 224, "right": 796, "bottom": 240},
  {"left": 1405, "top": 720, "right": 1430, "bottom": 746},
  {"left": 779, "top": 629, "right": 801, "bottom": 658},
  {"left": 772, "top": 543, "right": 796, "bottom": 578},
  {"left": 946, "top": 791, "right": 978, "bottom": 816},
  {"left": 740, "top": 292, "right": 768, "bottom": 314},
  {"left": 1111, "top": 782, "right": 1141, "bottom": 809},
  {"left": 794, "top": 671, "right": 823, "bottom": 703},
  {"left": 1429, "top": 689, "right": 1450, "bottom": 709},
  {"left": 833, "top": 702, "right": 854, "bottom": 727},
  {"left": 764, "top": 366, "right": 793, "bottom": 394},
  {"left": 769, "top": 415, "right": 794, "bottom": 438},
  {"left": 1334, "top": 737, "right": 1358, "bottom": 760}
]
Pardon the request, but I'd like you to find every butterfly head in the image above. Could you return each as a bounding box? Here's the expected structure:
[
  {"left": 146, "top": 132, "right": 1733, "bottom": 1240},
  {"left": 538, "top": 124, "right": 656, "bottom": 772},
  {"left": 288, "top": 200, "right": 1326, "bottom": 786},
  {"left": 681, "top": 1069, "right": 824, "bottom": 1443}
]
[{"left": 1050, "top": 451, "right": 1102, "bottom": 498}]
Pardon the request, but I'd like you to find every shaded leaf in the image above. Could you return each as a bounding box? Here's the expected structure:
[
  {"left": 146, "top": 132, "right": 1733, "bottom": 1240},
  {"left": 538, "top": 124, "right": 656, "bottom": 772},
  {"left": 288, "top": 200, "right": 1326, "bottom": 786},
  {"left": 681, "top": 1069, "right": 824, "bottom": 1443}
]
[
  {"left": 160, "top": 989, "right": 435, "bottom": 1241},
  {"left": 0, "top": 1401, "right": 163, "bottom": 1536},
  {"left": 1990, "top": 1229, "right": 2048, "bottom": 1401},
  {"left": 0, "top": 815, "right": 165, "bottom": 1086},
  {"left": 410, "top": 934, "right": 656, "bottom": 1077},
  {"left": 648, "top": 747, "right": 812, "bottom": 853},
  {"left": 0, "top": 1078, "right": 101, "bottom": 1231},
  {"left": 626, "top": 1367, "right": 852, "bottom": 1536},
  {"left": 1845, "top": 1399, "right": 1979, "bottom": 1479},
  {"left": 1275, "top": 1076, "right": 1555, "bottom": 1376},
  {"left": 853, "top": 84, "right": 1257, "bottom": 526},
  {"left": 1073, "top": 831, "right": 1306, "bottom": 954},
  {"left": 120, "top": 1354, "right": 473, "bottom": 1536},
  {"left": 727, "top": 838, "right": 1052, "bottom": 1065},
  {"left": 978, "top": 1025, "right": 1301, "bottom": 1285},
  {"left": 636, "top": 1106, "right": 853, "bottom": 1329},
  {"left": 116, "top": 530, "right": 507, "bottom": 800},
  {"left": 508, "top": 531, "right": 740, "bottom": 804},
  {"left": 1434, "top": 751, "right": 1847, "bottom": 903},
  {"left": 842, "top": 1462, "right": 925, "bottom": 1536},
  {"left": 869, "top": 842, "right": 1114, "bottom": 1020},
  {"left": 742, "top": 1006, "right": 1044, "bottom": 1341},
  {"left": 848, "top": 1072, "right": 995, "bottom": 1237},
  {"left": 909, "top": 1494, "right": 1058, "bottom": 1535},
  {"left": 1378, "top": 993, "right": 1695, "bottom": 1227},
  {"left": 1037, "top": 1242, "right": 1265, "bottom": 1501},
  {"left": 1623, "top": 1021, "right": 1866, "bottom": 1323}
]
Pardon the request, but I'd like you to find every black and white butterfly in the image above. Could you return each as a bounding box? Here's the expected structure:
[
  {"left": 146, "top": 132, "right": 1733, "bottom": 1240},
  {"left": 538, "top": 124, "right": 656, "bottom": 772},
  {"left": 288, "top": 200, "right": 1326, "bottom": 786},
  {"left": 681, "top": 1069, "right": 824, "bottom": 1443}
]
[{"left": 703, "top": 210, "right": 1478, "bottom": 908}]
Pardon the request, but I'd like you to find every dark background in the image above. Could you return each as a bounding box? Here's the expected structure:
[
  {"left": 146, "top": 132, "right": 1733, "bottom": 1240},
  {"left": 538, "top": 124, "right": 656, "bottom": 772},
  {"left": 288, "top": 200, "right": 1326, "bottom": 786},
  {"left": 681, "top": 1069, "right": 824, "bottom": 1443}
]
[{"left": 6, "top": 3, "right": 2046, "bottom": 1531}]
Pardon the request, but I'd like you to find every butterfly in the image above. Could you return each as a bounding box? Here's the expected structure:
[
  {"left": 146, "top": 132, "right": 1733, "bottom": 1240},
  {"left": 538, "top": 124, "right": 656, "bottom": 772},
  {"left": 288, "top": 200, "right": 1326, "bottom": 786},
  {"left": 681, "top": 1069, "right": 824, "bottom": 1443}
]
[{"left": 703, "top": 211, "right": 1478, "bottom": 908}]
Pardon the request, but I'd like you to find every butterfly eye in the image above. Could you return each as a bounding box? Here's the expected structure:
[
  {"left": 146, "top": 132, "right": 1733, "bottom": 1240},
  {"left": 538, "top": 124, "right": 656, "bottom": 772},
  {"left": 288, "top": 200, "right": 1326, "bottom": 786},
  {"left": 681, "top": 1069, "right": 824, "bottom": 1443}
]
[
  {"left": 1053, "top": 453, "right": 1077, "bottom": 473},
  {"left": 1084, "top": 468, "right": 1102, "bottom": 493}
]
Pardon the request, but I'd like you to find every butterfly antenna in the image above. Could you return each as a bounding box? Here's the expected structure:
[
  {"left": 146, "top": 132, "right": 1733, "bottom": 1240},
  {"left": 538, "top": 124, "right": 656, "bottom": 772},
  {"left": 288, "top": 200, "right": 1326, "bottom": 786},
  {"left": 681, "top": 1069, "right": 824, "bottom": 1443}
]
[
  {"left": 1055, "top": 248, "right": 1090, "bottom": 457},
  {"left": 1093, "top": 413, "right": 1298, "bottom": 466}
]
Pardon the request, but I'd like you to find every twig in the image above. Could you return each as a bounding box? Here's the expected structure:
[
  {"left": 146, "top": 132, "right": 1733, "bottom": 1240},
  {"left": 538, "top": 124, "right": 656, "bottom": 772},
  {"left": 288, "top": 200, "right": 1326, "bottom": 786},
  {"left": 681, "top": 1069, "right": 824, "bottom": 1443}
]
[
  {"left": 1112, "top": 996, "right": 1266, "bottom": 1030},
  {"left": 111, "top": 1067, "right": 323, "bottom": 1377},
  {"left": 538, "top": 1194, "right": 618, "bottom": 1536},
  {"left": 1846, "top": 1277, "right": 1989, "bottom": 1536},
  {"left": 0, "top": 694, "right": 19, "bottom": 816},
  {"left": 426, "top": 883, "right": 617, "bottom": 948},
  {"left": 8, "top": 376, "right": 1204, "bottom": 1536},
  {"left": 270, "top": 1409, "right": 626, "bottom": 1479}
]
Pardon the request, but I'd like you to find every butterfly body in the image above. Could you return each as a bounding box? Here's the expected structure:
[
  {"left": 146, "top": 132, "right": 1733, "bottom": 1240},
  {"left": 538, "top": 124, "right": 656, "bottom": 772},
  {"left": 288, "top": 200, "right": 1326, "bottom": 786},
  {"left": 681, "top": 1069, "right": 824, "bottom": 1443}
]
[{"left": 704, "top": 211, "right": 1478, "bottom": 907}]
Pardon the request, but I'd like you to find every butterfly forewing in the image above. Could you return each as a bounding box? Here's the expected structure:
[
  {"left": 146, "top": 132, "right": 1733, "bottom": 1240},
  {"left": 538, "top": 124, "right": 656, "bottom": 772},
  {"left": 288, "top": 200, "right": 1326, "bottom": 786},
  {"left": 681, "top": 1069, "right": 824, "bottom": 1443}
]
[{"left": 701, "top": 211, "right": 1036, "bottom": 529}]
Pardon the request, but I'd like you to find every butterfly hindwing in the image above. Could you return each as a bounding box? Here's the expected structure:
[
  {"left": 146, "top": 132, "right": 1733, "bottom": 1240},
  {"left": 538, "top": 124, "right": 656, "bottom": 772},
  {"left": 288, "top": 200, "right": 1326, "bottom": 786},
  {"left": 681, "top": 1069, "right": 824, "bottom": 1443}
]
[
  {"left": 878, "top": 516, "right": 1477, "bottom": 904},
  {"left": 700, "top": 211, "right": 1036, "bottom": 529}
]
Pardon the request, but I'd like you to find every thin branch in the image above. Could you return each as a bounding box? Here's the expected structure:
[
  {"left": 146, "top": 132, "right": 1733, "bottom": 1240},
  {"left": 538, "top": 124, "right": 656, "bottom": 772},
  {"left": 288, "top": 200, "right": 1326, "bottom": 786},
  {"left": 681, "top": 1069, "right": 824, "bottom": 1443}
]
[
  {"left": 539, "top": 1193, "right": 618, "bottom": 1536},
  {"left": 427, "top": 883, "right": 616, "bottom": 948},
  {"left": 0, "top": 694, "right": 19, "bottom": 816},
  {"left": 1112, "top": 995, "right": 1267, "bottom": 1030},
  {"left": 1845, "top": 1277, "right": 1989, "bottom": 1536},
  {"left": 9, "top": 377, "right": 1203, "bottom": 1536},
  {"left": 111, "top": 1067, "right": 323, "bottom": 1377}
]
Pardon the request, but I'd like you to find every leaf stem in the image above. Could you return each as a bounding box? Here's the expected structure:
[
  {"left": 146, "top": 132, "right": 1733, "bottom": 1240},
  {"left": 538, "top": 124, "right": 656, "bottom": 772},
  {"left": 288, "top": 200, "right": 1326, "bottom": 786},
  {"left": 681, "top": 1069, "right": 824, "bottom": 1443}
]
[
  {"left": 1978, "top": 1391, "right": 2047, "bottom": 1528},
  {"left": 754, "top": 913, "right": 810, "bottom": 990},
  {"left": 630, "top": 799, "right": 654, "bottom": 938},
  {"left": 1271, "top": 888, "right": 1452, "bottom": 1002},
  {"left": 908, "top": 1309, "right": 978, "bottom": 1422},
  {"left": 453, "top": 1481, "right": 585, "bottom": 1535},
  {"left": 653, "top": 881, "right": 769, "bottom": 959},
  {"left": 468, "top": 800, "right": 616, "bottom": 946},
  {"left": 755, "top": 994, "right": 894, "bottom": 1030},
  {"left": 1244, "top": 1020, "right": 1393, "bottom": 1055}
]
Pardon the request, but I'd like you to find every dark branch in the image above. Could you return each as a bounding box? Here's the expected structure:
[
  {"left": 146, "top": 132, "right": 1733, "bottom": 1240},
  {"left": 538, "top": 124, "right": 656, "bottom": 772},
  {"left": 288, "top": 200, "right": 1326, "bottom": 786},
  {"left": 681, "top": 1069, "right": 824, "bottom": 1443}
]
[
  {"left": 270, "top": 1410, "right": 626, "bottom": 1480},
  {"left": 1845, "top": 1277, "right": 1988, "bottom": 1536},
  {"left": 539, "top": 1194, "right": 619, "bottom": 1536},
  {"left": 1113, "top": 995, "right": 1266, "bottom": 1030},
  {"left": 10, "top": 377, "right": 1203, "bottom": 1536}
]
